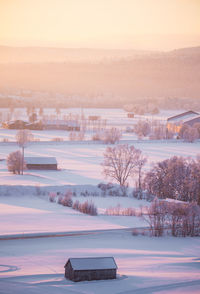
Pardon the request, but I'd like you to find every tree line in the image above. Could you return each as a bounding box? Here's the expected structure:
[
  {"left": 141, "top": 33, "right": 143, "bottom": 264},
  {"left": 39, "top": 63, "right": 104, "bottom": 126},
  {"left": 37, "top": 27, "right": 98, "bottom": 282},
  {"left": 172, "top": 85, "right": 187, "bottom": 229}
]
[{"left": 102, "top": 144, "right": 200, "bottom": 204}]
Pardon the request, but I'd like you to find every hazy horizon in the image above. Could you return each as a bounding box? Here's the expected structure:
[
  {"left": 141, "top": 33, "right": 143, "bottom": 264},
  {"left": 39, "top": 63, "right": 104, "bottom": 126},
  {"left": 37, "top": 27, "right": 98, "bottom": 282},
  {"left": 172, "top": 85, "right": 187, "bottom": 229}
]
[
  {"left": 0, "top": 0, "right": 200, "bottom": 51},
  {"left": 0, "top": 42, "right": 200, "bottom": 52}
]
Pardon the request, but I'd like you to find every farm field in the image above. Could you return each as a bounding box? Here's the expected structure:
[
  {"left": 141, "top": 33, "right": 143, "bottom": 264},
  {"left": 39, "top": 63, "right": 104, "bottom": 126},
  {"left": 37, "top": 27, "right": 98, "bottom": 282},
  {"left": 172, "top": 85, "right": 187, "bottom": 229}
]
[
  {"left": 0, "top": 228, "right": 200, "bottom": 294},
  {"left": 0, "top": 107, "right": 182, "bottom": 142},
  {"left": 0, "top": 140, "right": 199, "bottom": 187},
  {"left": 0, "top": 108, "right": 200, "bottom": 293}
]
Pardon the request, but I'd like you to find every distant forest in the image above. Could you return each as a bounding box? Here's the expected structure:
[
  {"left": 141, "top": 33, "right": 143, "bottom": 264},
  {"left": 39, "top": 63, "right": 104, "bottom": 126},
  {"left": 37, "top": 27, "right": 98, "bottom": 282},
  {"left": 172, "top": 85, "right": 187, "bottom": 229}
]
[{"left": 0, "top": 46, "right": 200, "bottom": 110}]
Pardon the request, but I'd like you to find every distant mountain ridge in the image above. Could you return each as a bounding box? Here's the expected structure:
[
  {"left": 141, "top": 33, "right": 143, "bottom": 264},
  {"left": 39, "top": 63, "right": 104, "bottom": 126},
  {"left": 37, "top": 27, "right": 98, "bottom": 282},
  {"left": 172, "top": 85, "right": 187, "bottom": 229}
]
[
  {"left": 0, "top": 45, "right": 200, "bottom": 63},
  {"left": 0, "top": 46, "right": 158, "bottom": 63},
  {"left": 0, "top": 45, "right": 199, "bottom": 103}
]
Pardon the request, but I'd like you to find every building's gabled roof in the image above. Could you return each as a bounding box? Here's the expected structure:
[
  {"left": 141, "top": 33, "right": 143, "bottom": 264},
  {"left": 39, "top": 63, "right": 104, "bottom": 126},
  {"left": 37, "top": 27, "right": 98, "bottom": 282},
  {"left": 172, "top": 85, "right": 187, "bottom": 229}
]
[
  {"left": 65, "top": 257, "right": 117, "bottom": 270},
  {"left": 24, "top": 157, "right": 57, "bottom": 165},
  {"left": 167, "top": 111, "right": 199, "bottom": 122},
  {"left": 43, "top": 120, "right": 80, "bottom": 127},
  {"left": 183, "top": 115, "right": 200, "bottom": 124}
]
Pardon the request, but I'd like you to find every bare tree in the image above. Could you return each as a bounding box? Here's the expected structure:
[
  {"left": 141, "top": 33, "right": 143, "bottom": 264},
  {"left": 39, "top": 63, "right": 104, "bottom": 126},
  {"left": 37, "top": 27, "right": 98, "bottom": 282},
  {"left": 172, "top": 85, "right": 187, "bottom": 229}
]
[
  {"left": 134, "top": 120, "right": 151, "bottom": 137},
  {"left": 102, "top": 128, "right": 122, "bottom": 144},
  {"left": 144, "top": 156, "right": 200, "bottom": 203},
  {"left": 7, "top": 150, "right": 25, "bottom": 174},
  {"left": 16, "top": 129, "right": 33, "bottom": 175},
  {"left": 102, "top": 144, "right": 141, "bottom": 190},
  {"left": 134, "top": 154, "right": 147, "bottom": 199},
  {"left": 142, "top": 199, "right": 200, "bottom": 237},
  {"left": 183, "top": 127, "right": 199, "bottom": 143}
]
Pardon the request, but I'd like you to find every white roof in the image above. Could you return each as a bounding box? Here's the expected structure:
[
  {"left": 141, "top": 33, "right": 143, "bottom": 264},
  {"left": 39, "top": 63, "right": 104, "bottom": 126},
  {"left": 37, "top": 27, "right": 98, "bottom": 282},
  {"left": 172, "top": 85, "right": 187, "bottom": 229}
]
[
  {"left": 24, "top": 157, "right": 57, "bottom": 165},
  {"left": 67, "top": 257, "right": 117, "bottom": 270},
  {"left": 168, "top": 112, "right": 199, "bottom": 122},
  {"left": 182, "top": 115, "right": 200, "bottom": 123},
  {"left": 44, "top": 120, "right": 79, "bottom": 126},
  {"left": 165, "top": 198, "right": 187, "bottom": 204}
]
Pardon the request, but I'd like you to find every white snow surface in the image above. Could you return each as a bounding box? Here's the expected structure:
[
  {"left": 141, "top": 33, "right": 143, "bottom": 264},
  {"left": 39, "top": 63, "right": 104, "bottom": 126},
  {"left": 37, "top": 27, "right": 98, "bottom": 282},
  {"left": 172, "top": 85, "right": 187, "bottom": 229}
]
[
  {"left": 0, "top": 140, "right": 199, "bottom": 187},
  {"left": 0, "top": 195, "right": 200, "bottom": 293},
  {"left": 0, "top": 195, "right": 146, "bottom": 236},
  {"left": 0, "top": 108, "right": 200, "bottom": 293},
  {"left": 0, "top": 229, "right": 200, "bottom": 294}
]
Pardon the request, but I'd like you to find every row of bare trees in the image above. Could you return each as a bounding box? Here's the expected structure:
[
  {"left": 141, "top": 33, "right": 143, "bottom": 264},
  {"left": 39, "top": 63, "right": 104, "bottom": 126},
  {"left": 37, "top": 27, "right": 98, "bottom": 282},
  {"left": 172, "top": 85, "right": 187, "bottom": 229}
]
[
  {"left": 178, "top": 123, "right": 200, "bottom": 142},
  {"left": 102, "top": 144, "right": 200, "bottom": 205},
  {"left": 133, "top": 119, "right": 200, "bottom": 142},
  {"left": 143, "top": 198, "right": 200, "bottom": 237}
]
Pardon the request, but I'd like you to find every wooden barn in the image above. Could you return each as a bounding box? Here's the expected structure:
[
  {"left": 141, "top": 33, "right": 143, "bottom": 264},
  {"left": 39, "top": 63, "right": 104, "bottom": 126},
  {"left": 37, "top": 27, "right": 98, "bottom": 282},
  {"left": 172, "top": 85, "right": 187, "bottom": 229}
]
[
  {"left": 24, "top": 157, "right": 57, "bottom": 170},
  {"left": 64, "top": 257, "right": 117, "bottom": 282}
]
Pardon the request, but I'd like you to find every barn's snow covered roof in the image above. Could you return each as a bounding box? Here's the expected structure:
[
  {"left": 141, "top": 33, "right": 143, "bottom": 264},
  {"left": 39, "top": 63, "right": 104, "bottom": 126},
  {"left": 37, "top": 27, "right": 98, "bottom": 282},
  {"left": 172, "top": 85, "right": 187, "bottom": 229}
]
[
  {"left": 44, "top": 120, "right": 80, "bottom": 127},
  {"left": 167, "top": 111, "right": 199, "bottom": 122},
  {"left": 24, "top": 157, "right": 57, "bottom": 165},
  {"left": 66, "top": 257, "right": 117, "bottom": 270}
]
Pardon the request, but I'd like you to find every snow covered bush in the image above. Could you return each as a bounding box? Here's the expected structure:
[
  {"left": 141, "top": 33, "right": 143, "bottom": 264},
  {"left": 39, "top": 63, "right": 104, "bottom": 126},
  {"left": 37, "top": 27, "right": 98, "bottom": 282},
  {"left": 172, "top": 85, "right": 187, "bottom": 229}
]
[
  {"left": 92, "top": 128, "right": 121, "bottom": 144},
  {"left": 7, "top": 150, "right": 25, "bottom": 174},
  {"left": 98, "top": 182, "right": 114, "bottom": 196},
  {"left": 134, "top": 120, "right": 151, "bottom": 137},
  {"left": 52, "top": 137, "right": 64, "bottom": 141},
  {"left": 102, "top": 128, "right": 122, "bottom": 144},
  {"left": 57, "top": 190, "right": 73, "bottom": 207},
  {"left": 61, "top": 195, "right": 73, "bottom": 207},
  {"left": 61, "top": 190, "right": 73, "bottom": 207},
  {"left": 105, "top": 204, "right": 138, "bottom": 216},
  {"left": 49, "top": 192, "right": 56, "bottom": 202},
  {"left": 73, "top": 200, "right": 98, "bottom": 216},
  {"left": 68, "top": 131, "right": 85, "bottom": 141}
]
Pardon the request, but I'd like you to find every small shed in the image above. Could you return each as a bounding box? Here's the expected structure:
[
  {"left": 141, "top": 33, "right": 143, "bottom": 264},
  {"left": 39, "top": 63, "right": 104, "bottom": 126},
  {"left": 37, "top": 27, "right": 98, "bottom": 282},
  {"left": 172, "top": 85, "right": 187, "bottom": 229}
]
[
  {"left": 127, "top": 112, "right": 134, "bottom": 118},
  {"left": 64, "top": 257, "right": 117, "bottom": 282},
  {"left": 24, "top": 157, "right": 57, "bottom": 170},
  {"left": 88, "top": 115, "right": 100, "bottom": 121}
]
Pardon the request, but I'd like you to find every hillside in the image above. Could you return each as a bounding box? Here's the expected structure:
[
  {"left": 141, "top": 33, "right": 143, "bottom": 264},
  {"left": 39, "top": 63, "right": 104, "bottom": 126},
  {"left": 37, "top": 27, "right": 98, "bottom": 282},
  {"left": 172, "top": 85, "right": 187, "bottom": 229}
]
[{"left": 0, "top": 46, "right": 200, "bottom": 107}]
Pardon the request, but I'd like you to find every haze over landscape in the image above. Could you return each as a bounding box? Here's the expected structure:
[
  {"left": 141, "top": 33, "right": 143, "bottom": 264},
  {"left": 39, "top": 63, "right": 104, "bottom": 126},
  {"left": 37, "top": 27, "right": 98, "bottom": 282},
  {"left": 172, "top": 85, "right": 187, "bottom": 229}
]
[
  {"left": 0, "top": 0, "right": 200, "bottom": 108},
  {"left": 1, "top": 1, "right": 200, "bottom": 294},
  {"left": 1, "top": 0, "right": 200, "bottom": 50}
]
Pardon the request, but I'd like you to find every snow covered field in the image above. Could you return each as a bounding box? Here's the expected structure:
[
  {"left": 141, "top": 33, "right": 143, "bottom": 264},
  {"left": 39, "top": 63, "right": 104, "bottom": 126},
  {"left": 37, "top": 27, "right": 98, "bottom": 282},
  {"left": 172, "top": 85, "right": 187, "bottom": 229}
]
[
  {"left": 1, "top": 229, "right": 200, "bottom": 294},
  {"left": 0, "top": 195, "right": 147, "bottom": 237},
  {"left": 0, "top": 107, "right": 183, "bottom": 142},
  {"left": 0, "top": 140, "right": 199, "bottom": 187},
  {"left": 0, "top": 108, "right": 200, "bottom": 293}
]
